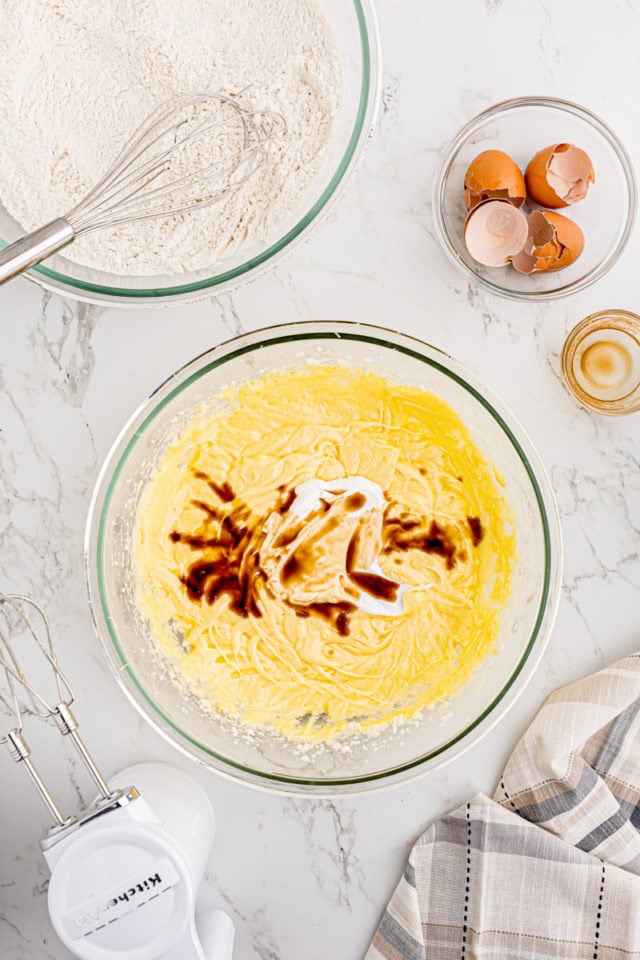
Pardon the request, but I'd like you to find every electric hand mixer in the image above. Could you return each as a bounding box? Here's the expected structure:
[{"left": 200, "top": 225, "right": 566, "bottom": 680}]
[{"left": 0, "top": 594, "right": 235, "bottom": 960}]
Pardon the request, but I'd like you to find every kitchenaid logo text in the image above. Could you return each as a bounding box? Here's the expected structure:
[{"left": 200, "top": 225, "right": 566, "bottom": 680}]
[
  {"left": 71, "top": 872, "right": 164, "bottom": 929},
  {"left": 62, "top": 856, "right": 181, "bottom": 941}
]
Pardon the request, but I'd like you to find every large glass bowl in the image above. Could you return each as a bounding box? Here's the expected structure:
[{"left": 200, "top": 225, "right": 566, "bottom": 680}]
[
  {"left": 0, "top": 1, "right": 380, "bottom": 307},
  {"left": 433, "top": 97, "right": 636, "bottom": 301},
  {"left": 85, "top": 322, "right": 562, "bottom": 794}
]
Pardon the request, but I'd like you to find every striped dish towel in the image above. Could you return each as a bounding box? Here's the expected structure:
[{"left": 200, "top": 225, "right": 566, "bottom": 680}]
[{"left": 366, "top": 653, "right": 640, "bottom": 959}]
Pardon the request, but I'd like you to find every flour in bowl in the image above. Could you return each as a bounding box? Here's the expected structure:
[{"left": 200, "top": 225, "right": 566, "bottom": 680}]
[{"left": 0, "top": 0, "right": 342, "bottom": 276}]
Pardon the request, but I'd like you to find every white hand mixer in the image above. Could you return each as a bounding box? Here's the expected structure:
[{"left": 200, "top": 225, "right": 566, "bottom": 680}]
[{"left": 0, "top": 594, "right": 235, "bottom": 960}]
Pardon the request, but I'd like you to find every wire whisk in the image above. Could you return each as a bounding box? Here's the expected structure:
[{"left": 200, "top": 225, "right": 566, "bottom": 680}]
[{"left": 0, "top": 91, "right": 284, "bottom": 284}]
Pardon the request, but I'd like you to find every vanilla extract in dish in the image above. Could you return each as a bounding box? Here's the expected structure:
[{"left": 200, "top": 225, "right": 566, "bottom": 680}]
[
  {"left": 562, "top": 310, "right": 640, "bottom": 414},
  {"left": 134, "top": 365, "right": 516, "bottom": 742}
]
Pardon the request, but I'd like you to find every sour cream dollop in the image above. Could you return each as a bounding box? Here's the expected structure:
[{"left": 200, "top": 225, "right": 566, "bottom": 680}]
[{"left": 260, "top": 476, "right": 429, "bottom": 618}]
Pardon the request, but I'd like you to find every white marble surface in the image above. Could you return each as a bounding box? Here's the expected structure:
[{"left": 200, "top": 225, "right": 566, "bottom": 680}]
[{"left": 2, "top": 2, "right": 640, "bottom": 958}]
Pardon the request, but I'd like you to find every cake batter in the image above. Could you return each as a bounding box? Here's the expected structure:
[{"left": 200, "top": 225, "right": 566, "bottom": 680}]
[{"left": 134, "top": 365, "right": 516, "bottom": 742}]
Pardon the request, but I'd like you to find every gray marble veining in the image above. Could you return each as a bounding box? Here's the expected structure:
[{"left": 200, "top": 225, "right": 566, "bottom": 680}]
[{"left": 2, "top": 1, "right": 640, "bottom": 958}]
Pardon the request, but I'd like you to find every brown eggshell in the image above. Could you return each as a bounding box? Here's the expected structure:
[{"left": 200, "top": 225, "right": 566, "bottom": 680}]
[
  {"left": 464, "top": 149, "right": 526, "bottom": 210},
  {"left": 511, "top": 209, "right": 584, "bottom": 274},
  {"left": 542, "top": 210, "right": 584, "bottom": 271},
  {"left": 511, "top": 210, "right": 556, "bottom": 274},
  {"left": 525, "top": 143, "right": 595, "bottom": 208},
  {"left": 464, "top": 198, "right": 528, "bottom": 267}
]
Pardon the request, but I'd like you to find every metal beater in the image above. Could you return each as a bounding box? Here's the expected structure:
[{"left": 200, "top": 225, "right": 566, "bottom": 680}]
[
  {"left": 0, "top": 593, "right": 115, "bottom": 826},
  {"left": 0, "top": 91, "right": 283, "bottom": 285},
  {"left": 0, "top": 593, "right": 235, "bottom": 960}
]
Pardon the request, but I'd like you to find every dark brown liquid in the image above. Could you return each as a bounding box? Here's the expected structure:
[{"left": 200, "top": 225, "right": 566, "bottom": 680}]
[
  {"left": 274, "top": 524, "right": 303, "bottom": 550},
  {"left": 280, "top": 514, "right": 341, "bottom": 587},
  {"left": 276, "top": 487, "right": 296, "bottom": 514},
  {"left": 467, "top": 516, "right": 484, "bottom": 547},
  {"left": 169, "top": 470, "right": 484, "bottom": 635},
  {"left": 349, "top": 571, "right": 398, "bottom": 602},
  {"left": 191, "top": 469, "right": 235, "bottom": 503},
  {"left": 281, "top": 553, "right": 302, "bottom": 585},
  {"left": 345, "top": 529, "right": 399, "bottom": 603},
  {"left": 190, "top": 499, "right": 219, "bottom": 519},
  {"left": 383, "top": 513, "right": 458, "bottom": 570},
  {"left": 171, "top": 473, "right": 261, "bottom": 618},
  {"left": 170, "top": 531, "right": 219, "bottom": 549},
  {"left": 296, "top": 601, "right": 355, "bottom": 637}
]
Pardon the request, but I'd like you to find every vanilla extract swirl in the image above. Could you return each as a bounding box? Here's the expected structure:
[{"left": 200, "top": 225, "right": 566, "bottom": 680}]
[{"left": 169, "top": 470, "right": 484, "bottom": 635}]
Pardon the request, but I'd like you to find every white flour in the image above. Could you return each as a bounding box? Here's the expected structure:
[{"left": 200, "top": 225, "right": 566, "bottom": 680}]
[{"left": 0, "top": 0, "right": 341, "bottom": 276}]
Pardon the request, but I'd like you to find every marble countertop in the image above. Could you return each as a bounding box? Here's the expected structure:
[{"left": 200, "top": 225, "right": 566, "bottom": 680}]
[{"left": 2, "top": 1, "right": 640, "bottom": 958}]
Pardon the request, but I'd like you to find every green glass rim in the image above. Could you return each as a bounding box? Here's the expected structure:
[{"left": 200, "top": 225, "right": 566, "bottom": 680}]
[
  {"left": 91, "top": 323, "right": 557, "bottom": 789},
  {"left": 0, "top": 0, "right": 375, "bottom": 300}
]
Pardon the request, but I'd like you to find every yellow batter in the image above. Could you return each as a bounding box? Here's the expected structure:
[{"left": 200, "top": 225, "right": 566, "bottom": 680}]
[{"left": 134, "top": 365, "right": 516, "bottom": 742}]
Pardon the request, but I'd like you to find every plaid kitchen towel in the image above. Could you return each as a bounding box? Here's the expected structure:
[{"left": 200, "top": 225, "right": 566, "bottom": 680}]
[{"left": 366, "top": 653, "right": 640, "bottom": 959}]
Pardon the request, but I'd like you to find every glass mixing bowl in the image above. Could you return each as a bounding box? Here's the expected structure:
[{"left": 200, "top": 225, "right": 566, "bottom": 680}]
[
  {"left": 433, "top": 97, "right": 636, "bottom": 301},
  {"left": 0, "top": 1, "right": 380, "bottom": 307},
  {"left": 86, "top": 322, "right": 562, "bottom": 794}
]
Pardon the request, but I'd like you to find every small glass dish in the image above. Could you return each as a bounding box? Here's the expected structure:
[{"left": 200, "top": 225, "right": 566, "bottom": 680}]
[
  {"left": 562, "top": 309, "right": 640, "bottom": 415},
  {"left": 433, "top": 97, "right": 636, "bottom": 301}
]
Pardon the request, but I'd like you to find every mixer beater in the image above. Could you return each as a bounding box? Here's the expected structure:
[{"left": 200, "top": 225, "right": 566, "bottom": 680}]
[{"left": 0, "top": 593, "right": 235, "bottom": 960}]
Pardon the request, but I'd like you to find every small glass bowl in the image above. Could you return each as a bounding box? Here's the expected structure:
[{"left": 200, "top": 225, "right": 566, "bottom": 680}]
[
  {"left": 562, "top": 309, "right": 640, "bottom": 415},
  {"left": 433, "top": 97, "right": 636, "bottom": 301}
]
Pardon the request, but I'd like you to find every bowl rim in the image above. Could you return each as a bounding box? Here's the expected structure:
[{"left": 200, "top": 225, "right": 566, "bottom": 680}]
[
  {"left": 85, "top": 320, "right": 562, "bottom": 794},
  {"left": 1, "top": 0, "right": 381, "bottom": 306},
  {"left": 432, "top": 95, "right": 637, "bottom": 302}
]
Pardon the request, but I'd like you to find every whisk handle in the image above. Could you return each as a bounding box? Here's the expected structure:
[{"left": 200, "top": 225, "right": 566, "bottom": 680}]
[{"left": 0, "top": 217, "right": 75, "bottom": 285}]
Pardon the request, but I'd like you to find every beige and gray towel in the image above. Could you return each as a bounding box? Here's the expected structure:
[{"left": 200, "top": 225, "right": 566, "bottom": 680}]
[{"left": 366, "top": 653, "right": 640, "bottom": 959}]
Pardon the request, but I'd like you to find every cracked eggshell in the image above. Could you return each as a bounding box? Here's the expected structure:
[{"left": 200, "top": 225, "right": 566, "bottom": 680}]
[
  {"left": 464, "top": 149, "right": 526, "bottom": 210},
  {"left": 512, "top": 209, "right": 584, "bottom": 274},
  {"left": 463, "top": 198, "right": 529, "bottom": 267},
  {"left": 525, "top": 143, "right": 595, "bottom": 208},
  {"left": 542, "top": 211, "right": 585, "bottom": 270}
]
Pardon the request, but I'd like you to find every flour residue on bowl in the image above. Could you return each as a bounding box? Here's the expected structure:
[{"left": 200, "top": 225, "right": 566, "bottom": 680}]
[
  {"left": 133, "top": 366, "right": 517, "bottom": 743},
  {"left": 0, "top": 0, "right": 342, "bottom": 275}
]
